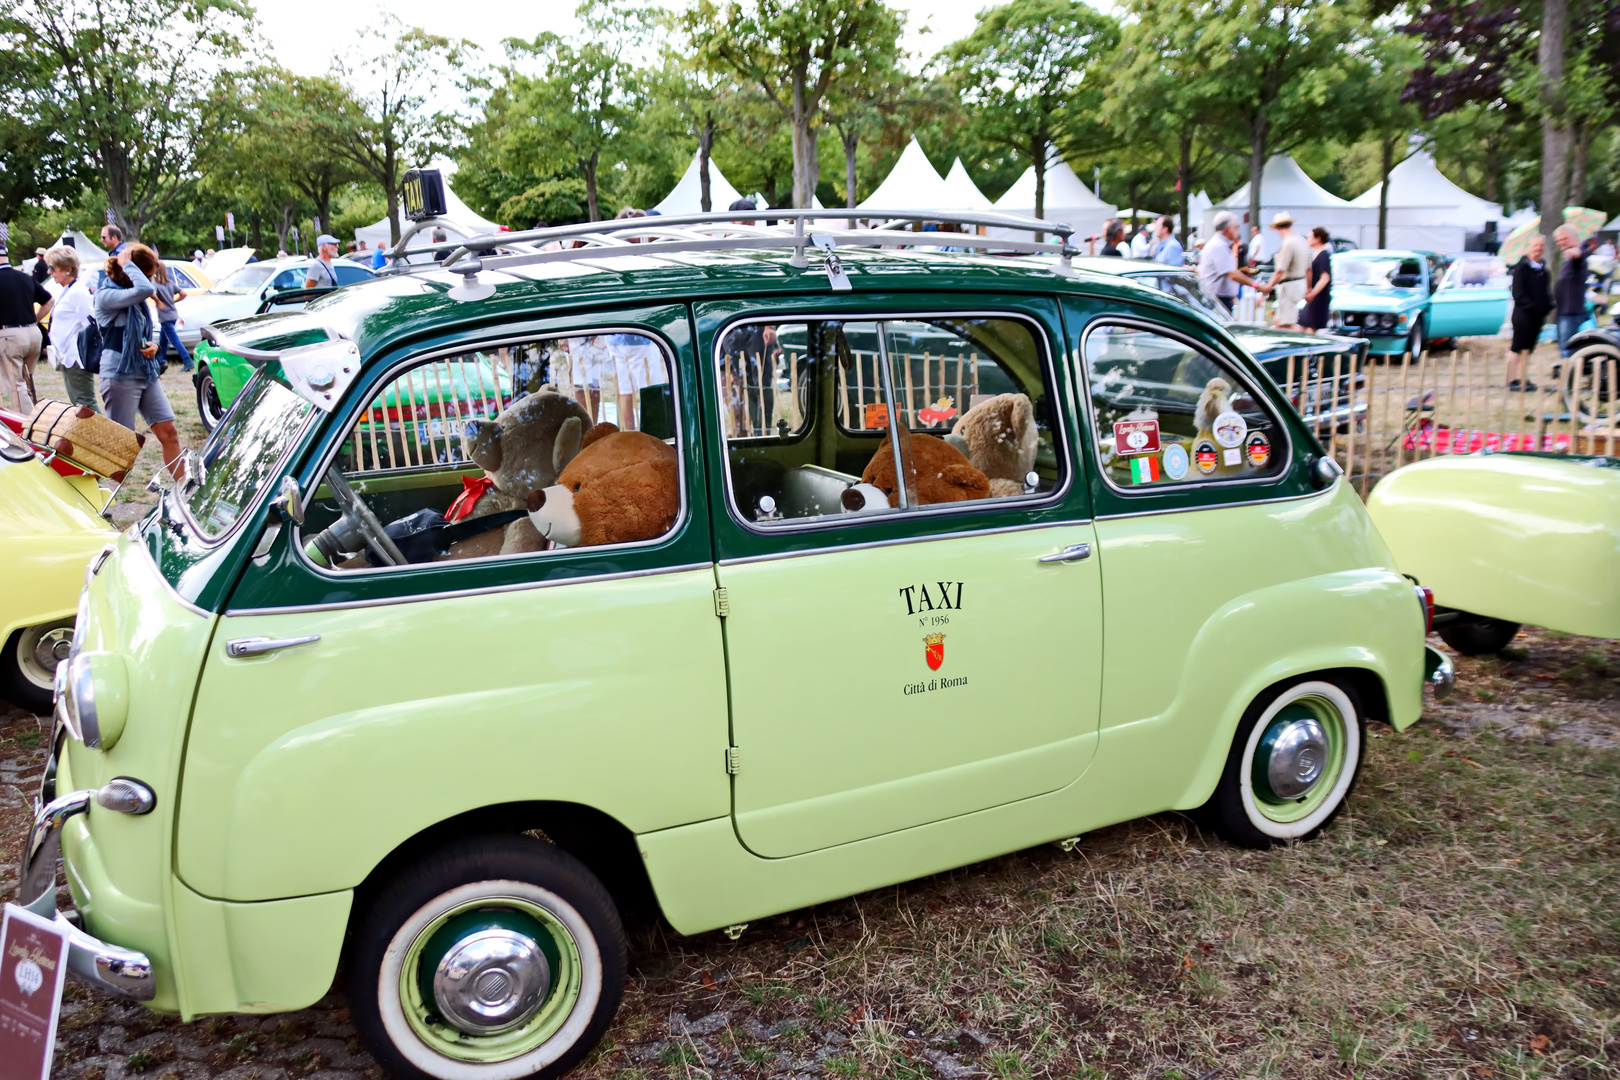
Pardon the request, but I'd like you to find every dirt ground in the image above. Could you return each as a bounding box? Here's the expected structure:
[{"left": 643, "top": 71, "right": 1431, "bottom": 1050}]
[{"left": 1, "top": 629, "right": 1615, "bottom": 1080}]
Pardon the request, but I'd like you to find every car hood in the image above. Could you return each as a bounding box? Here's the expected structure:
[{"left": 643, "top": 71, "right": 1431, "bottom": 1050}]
[
  {"left": 1329, "top": 285, "right": 1422, "bottom": 313},
  {"left": 175, "top": 291, "right": 258, "bottom": 328},
  {"left": 1229, "top": 324, "right": 1353, "bottom": 353}
]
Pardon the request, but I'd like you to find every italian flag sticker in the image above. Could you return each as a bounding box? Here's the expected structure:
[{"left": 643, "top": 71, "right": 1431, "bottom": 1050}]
[{"left": 1130, "top": 455, "right": 1160, "bottom": 483}]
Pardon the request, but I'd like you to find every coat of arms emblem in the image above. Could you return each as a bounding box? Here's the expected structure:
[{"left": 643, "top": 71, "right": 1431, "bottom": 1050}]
[{"left": 924, "top": 632, "right": 945, "bottom": 671}]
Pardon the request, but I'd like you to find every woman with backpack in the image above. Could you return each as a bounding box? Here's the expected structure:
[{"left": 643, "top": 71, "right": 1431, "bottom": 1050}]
[
  {"left": 43, "top": 245, "right": 97, "bottom": 411},
  {"left": 94, "top": 244, "right": 182, "bottom": 478}
]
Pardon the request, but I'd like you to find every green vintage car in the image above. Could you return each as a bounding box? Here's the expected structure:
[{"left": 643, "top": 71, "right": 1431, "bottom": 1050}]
[
  {"left": 23, "top": 212, "right": 1443, "bottom": 1080},
  {"left": 1367, "top": 452, "right": 1620, "bottom": 654}
]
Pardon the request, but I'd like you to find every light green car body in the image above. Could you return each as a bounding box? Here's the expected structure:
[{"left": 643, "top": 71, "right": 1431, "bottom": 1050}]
[
  {"left": 1366, "top": 453, "right": 1620, "bottom": 639},
  {"left": 52, "top": 253, "right": 1425, "bottom": 1020}
]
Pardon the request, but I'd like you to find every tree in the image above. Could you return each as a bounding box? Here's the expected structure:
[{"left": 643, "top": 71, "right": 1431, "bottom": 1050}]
[
  {"left": 1537, "top": 0, "right": 1570, "bottom": 254},
  {"left": 1129, "top": 0, "right": 1356, "bottom": 240},
  {"left": 685, "top": 0, "right": 906, "bottom": 209},
  {"left": 823, "top": 63, "right": 917, "bottom": 210},
  {"left": 647, "top": 47, "right": 741, "bottom": 213},
  {"left": 497, "top": 4, "right": 652, "bottom": 222},
  {"left": 254, "top": 71, "right": 367, "bottom": 237},
  {"left": 333, "top": 16, "right": 474, "bottom": 244},
  {"left": 943, "top": 0, "right": 1119, "bottom": 226},
  {"left": 1341, "top": 31, "right": 1425, "bottom": 247},
  {"left": 4, "top": 0, "right": 252, "bottom": 239}
]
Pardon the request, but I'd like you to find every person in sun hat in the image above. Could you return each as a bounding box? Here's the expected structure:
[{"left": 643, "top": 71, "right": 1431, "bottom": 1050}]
[
  {"left": 1266, "top": 211, "right": 1310, "bottom": 329},
  {"left": 304, "top": 233, "right": 343, "bottom": 288}
]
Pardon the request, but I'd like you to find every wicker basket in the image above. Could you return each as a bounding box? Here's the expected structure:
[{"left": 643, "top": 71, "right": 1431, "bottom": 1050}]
[{"left": 25, "top": 401, "right": 144, "bottom": 480}]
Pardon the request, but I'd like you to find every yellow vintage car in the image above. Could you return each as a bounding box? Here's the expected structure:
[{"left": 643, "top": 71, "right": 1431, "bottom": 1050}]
[
  {"left": 0, "top": 420, "right": 118, "bottom": 713},
  {"left": 1367, "top": 452, "right": 1620, "bottom": 653}
]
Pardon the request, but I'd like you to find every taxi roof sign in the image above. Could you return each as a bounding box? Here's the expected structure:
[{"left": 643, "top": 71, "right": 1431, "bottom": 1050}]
[{"left": 401, "top": 168, "right": 447, "bottom": 223}]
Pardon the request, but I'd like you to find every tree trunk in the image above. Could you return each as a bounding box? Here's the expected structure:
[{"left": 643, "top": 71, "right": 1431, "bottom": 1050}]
[
  {"left": 1539, "top": 0, "right": 1570, "bottom": 274},
  {"left": 699, "top": 117, "right": 715, "bottom": 213},
  {"left": 790, "top": 69, "right": 809, "bottom": 209},
  {"left": 384, "top": 139, "right": 401, "bottom": 245},
  {"left": 801, "top": 122, "right": 820, "bottom": 210},
  {"left": 1032, "top": 134, "right": 1048, "bottom": 243},
  {"left": 1247, "top": 116, "right": 1268, "bottom": 249},
  {"left": 843, "top": 128, "right": 859, "bottom": 210},
  {"left": 1569, "top": 118, "right": 1594, "bottom": 206},
  {"left": 1177, "top": 128, "right": 1193, "bottom": 245},
  {"left": 583, "top": 151, "right": 601, "bottom": 221},
  {"left": 1378, "top": 137, "right": 1394, "bottom": 249}
]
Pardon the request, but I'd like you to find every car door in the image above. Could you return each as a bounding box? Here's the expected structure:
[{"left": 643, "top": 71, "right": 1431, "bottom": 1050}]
[
  {"left": 698, "top": 298, "right": 1102, "bottom": 860},
  {"left": 175, "top": 305, "right": 730, "bottom": 903},
  {"left": 1426, "top": 258, "right": 1512, "bottom": 338}
]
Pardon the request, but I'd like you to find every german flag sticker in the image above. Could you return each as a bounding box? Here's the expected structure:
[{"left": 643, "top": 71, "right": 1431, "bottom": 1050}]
[{"left": 1194, "top": 439, "right": 1219, "bottom": 475}]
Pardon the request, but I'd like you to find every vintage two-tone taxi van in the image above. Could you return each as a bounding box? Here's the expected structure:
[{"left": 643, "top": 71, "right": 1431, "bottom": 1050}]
[{"left": 21, "top": 209, "right": 1443, "bottom": 1080}]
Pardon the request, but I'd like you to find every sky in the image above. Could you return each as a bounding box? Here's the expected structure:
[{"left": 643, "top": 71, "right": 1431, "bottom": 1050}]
[{"left": 256, "top": 0, "right": 996, "bottom": 80}]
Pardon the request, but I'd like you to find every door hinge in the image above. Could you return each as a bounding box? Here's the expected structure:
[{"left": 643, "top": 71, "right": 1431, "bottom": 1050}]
[
  {"left": 725, "top": 746, "right": 741, "bottom": 774},
  {"left": 713, "top": 587, "right": 730, "bottom": 618}
]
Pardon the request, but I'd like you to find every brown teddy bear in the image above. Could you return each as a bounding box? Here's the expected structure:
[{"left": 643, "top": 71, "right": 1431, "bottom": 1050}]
[
  {"left": 860, "top": 425, "right": 990, "bottom": 507},
  {"left": 445, "top": 386, "right": 600, "bottom": 558},
  {"left": 949, "top": 393, "right": 1037, "bottom": 498},
  {"left": 524, "top": 427, "right": 679, "bottom": 548}
]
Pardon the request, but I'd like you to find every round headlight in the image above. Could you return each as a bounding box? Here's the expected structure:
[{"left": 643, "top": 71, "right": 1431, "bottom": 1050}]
[
  {"left": 1380, "top": 313, "right": 1397, "bottom": 329},
  {"left": 62, "top": 651, "right": 129, "bottom": 751}
]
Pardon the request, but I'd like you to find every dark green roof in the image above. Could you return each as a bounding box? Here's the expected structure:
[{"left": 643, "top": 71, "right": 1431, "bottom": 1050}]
[{"left": 281, "top": 247, "right": 1223, "bottom": 365}]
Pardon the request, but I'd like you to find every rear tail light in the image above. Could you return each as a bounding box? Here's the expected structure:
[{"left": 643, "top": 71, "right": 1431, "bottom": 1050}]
[{"left": 1414, "top": 585, "right": 1435, "bottom": 633}]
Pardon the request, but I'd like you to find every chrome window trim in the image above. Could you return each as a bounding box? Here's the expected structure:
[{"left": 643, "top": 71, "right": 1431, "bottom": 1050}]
[
  {"left": 717, "top": 517, "right": 1095, "bottom": 567},
  {"left": 288, "top": 325, "right": 690, "bottom": 582},
  {"left": 1093, "top": 482, "right": 1334, "bottom": 523},
  {"left": 711, "top": 309, "right": 1075, "bottom": 536},
  {"left": 1072, "top": 314, "right": 1297, "bottom": 499},
  {"left": 173, "top": 369, "right": 322, "bottom": 549},
  {"left": 226, "top": 561, "right": 714, "bottom": 617}
]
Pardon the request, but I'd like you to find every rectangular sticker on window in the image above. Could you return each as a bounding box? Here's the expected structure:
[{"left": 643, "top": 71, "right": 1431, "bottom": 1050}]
[
  {"left": 1113, "top": 419, "right": 1160, "bottom": 456},
  {"left": 864, "top": 402, "right": 890, "bottom": 429},
  {"left": 1130, "top": 455, "right": 1160, "bottom": 484}
]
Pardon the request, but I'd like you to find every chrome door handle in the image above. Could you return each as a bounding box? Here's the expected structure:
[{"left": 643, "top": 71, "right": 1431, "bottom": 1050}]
[
  {"left": 225, "top": 635, "right": 320, "bottom": 658},
  {"left": 1038, "top": 543, "right": 1092, "bottom": 564}
]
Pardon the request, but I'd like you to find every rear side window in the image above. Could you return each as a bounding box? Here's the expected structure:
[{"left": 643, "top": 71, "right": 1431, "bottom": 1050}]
[
  {"left": 1083, "top": 323, "right": 1286, "bottom": 490},
  {"left": 718, "top": 315, "right": 1065, "bottom": 526},
  {"left": 335, "top": 264, "right": 372, "bottom": 285}
]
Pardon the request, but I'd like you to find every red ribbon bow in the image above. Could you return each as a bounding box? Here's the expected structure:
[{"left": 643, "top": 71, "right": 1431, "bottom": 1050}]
[{"left": 445, "top": 475, "right": 497, "bottom": 523}]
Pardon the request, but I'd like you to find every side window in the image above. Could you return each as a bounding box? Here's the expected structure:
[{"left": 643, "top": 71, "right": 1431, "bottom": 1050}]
[
  {"left": 1083, "top": 323, "right": 1285, "bottom": 490},
  {"left": 302, "top": 332, "right": 679, "bottom": 571},
  {"left": 335, "top": 264, "right": 372, "bottom": 285},
  {"left": 719, "top": 315, "right": 1065, "bottom": 526},
  {"left": 271, "top": 268, "right": 304, "bottom": 290}
]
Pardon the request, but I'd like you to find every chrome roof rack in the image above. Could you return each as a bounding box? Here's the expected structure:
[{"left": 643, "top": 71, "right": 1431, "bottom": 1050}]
[{"left": 375, "top": 209, "right": 1081, "bottom": 302}]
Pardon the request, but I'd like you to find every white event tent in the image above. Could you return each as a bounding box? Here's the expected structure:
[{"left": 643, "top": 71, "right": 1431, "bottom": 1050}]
[
  {"left": 55, "top": 230, "right": 109, "bottom": 263},
  {"left": 1205, "top": 154, "right": 1376, "bottom": 255},
  {"left": 992, "top": 159, "right": 1117, "bottom": 241},
  {"left": 652, "top": 152, "right": 745, "bottom": 216},
  {"left": 1350, "top": 151, "right": 1506, "bottom": 252},
  {"left": 940, "top": 158, "right": 995, "bottom": 212},
  {"left": 355, "top": 160, "right": 501, "bottom": 252},
  {"left": 858, "top": 137, "right": 954, "bottom": 213}
]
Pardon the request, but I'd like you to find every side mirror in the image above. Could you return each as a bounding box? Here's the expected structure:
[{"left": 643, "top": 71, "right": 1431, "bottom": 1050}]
[
  {"left": 271, "top": 475, "right": 306, "bottom": 524},
  {"left": 1310, "top": 455, "right": 1343, "bottom": 489}
]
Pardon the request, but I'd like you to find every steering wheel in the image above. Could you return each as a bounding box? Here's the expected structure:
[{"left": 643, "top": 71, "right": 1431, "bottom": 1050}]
[{"left": 324, "top": 466, "right": 407, "bottom": 566}]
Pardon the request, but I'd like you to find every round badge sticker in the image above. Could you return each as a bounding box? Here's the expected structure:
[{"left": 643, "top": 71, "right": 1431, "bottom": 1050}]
[
  {"left": 1245, "top": 431, "right": 1271, "bottom": 468},
  {"left": 1161, "top": 442, "right": 1189, "bottom": 480},
  {"left": 1212, "top": 409, "right": 1248, "bottom": 448},
  {"left": 1194, "top": 439, "right": 1219, "bottom": 475}
]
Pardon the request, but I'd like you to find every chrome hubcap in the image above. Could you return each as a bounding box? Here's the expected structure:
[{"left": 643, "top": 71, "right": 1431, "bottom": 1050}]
[
  {"left": 1261, "top": 717, "right": 1328, "bottom": 800},
  {"left": 432, "top": 929, "right": 552, "bottom": 1035},
  {"left": 31, "top": 627, "right": 73, "bottom": 674}
]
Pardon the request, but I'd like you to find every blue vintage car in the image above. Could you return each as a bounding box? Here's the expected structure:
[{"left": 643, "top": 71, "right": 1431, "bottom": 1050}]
[{"left": 1327, "top": 251, "right": 1513, "bottom": 357}]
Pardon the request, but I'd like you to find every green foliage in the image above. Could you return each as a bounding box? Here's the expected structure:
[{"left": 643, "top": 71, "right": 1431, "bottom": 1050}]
[{"left": 500, "top": 179, "right": 592, "bottom": 229}]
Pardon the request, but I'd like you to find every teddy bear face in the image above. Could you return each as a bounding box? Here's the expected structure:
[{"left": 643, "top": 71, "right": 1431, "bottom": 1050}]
[
  {"left": 525, "top": 430, "right": 680, "bottom": 548},
  {"left": 860, "top": 425, "right": 991, "bottom": 507},
  {"left": 950, "top": 393, "right": 1037, "bottom": 487},
  {"left": 461, "top": 387, "right": 593, "bottom": 496}
]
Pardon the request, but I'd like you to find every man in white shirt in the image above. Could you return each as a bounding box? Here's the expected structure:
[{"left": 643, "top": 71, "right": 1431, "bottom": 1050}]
[
  {"left": 1198, "top": 212, "right": 1271, "bottom": 313},
  {"left": 1266, "top": 212, "right": 1311, "bottom": 328}
]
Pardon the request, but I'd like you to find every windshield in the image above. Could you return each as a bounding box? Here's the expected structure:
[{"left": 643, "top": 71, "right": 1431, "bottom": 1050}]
[
  {"left": 1127, "top": 272, "right": 1233, "bottom": 323},
  {"left": 1332, "top": 254, "right": 1422, "bottom": 288},
  {"left": 209, "top": 263, "right": 280, "bottom": 295},
  {"left": 183, "top": 367, "right": 314, "bottom": 539},
  {"left": 1439, "top": 257, "right": 1510, "bottom": 291}
]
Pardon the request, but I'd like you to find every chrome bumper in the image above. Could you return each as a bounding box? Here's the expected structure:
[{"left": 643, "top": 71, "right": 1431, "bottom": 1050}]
[
  {"left": 1424, "top": 645, "right": 1455, "bottom": 700},
  {"left": 17, "top": 789, "right": 156, "bottom": 1001}
]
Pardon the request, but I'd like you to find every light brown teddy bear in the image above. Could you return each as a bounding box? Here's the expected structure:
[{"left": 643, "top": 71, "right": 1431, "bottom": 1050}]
[
  {"left": 949, "top": 393, "right": 1037, "bottom": 498},
  {"left": 524, "top": 427, "right": 679, "bottom": 548},
  {"left": 446, "top": 387, "right": 599, "bottom": 559},
  {"left": 859, "top": 424, "right": 991, "bottom": 507}
]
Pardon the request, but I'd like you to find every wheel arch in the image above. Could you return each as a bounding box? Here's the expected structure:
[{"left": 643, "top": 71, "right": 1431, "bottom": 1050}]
[{"left": 349, "top": 800, "right": 661, "bottom": 935}]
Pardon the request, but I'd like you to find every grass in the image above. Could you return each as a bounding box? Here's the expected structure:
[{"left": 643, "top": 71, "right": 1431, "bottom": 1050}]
[{"left": 578, "top": 634, "right": 1619, "bottom": 1079}]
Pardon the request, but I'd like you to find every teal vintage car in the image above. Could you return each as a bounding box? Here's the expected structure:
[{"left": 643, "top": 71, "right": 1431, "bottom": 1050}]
[
  {"left": 1367, "top": 452, "right": 1620, "bottom": 654},
  {"left": 21, "top": 209, "right": 1445, "bottom": 1080},
  {"left": 1327, "top": 251, "right": 1514, "bottom": 357}
]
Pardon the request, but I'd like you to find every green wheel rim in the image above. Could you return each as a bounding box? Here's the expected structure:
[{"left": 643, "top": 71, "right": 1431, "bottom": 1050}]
[
  {"left": 1251, "top": 697, "right": 1346, "bottom": 825},
  {"left": 398, "top": 896, "right": 583, "bottom": 1064}
]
